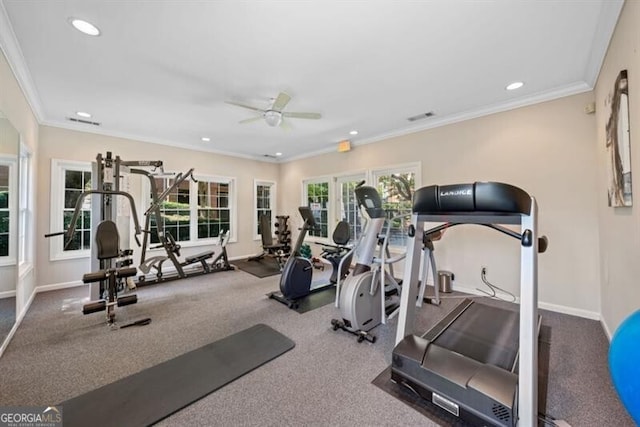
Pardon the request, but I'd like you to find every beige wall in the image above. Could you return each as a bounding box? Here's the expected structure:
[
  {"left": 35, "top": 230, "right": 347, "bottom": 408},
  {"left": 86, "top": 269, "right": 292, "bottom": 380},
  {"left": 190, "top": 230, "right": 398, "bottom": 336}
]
[
  {"left": 36, "top": 126, "right": 279, "bottom": 287},
  {"left": 280, "top": 91, "right": 601, "bottom": 315},
  {"left": 594, "top": 0, "right": 640, "bottom": 336},
  {"left": 6, "top": 5, "right": 640, "bottom": 332},
  {"left": 0, "top": 48, "right": 38, "bottom": 313}
]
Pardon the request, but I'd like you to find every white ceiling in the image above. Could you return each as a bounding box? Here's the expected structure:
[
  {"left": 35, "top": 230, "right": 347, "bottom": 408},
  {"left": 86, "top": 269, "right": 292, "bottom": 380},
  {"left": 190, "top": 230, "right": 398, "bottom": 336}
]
[{"left": 0, "top": 0, "right": 624, "bottom": 161}]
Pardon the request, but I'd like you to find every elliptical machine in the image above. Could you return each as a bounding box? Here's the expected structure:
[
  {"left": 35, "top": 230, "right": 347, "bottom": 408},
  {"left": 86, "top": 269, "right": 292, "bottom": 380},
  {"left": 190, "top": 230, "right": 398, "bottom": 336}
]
[
  {"left": 268, "top": 206, "right": 321, "bottom": 309},
  {"left": 331, "top": 184, "right": 439, "bottom": 342}
]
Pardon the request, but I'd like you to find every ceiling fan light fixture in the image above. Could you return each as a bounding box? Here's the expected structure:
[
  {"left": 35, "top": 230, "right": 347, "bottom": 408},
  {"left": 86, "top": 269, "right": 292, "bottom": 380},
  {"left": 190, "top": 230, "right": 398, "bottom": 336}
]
[
  {"left": 264, "top": 110, "right": 282, "bottom": 127},
  {"left": 275, "top": 152, "right": 283, "bottom": 157},
  {"left": 76, "top": 111, "right": 92, "bottom": 118}
]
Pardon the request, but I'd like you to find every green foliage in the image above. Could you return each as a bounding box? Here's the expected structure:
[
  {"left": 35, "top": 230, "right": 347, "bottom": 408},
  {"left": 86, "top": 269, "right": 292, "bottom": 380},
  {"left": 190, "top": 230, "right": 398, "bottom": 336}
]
[
  {"left": 161, "top": 200, "right": 190, "bottom": 210},
  {"left": 0, "top": 190, "right": 8, "bottom": 209},
  {"left": 300, "top": 243, "right": 312, "bottom": 259}
]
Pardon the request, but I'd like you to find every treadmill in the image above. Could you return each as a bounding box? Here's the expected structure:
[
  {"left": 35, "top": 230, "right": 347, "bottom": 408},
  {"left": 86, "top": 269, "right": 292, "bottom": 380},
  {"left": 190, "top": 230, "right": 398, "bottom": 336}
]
[{"left": 391, "top": 182, "right": 547, "bottom": 427}]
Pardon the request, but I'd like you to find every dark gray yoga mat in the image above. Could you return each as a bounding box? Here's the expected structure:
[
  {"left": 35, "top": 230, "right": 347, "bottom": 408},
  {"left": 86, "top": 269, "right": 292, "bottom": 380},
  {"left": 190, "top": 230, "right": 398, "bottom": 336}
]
[{"left": 60, "top": 324, "right": 295, "bottom": 427}]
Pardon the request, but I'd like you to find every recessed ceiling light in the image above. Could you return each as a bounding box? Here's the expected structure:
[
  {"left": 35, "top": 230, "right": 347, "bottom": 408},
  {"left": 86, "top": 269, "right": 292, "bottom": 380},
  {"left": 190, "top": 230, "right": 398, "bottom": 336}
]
[
  {"left": 76, "top": 111, "right": 92, "bottom": 118},
  {"left": 201, "top": 137, "right": 211, "bottom": 142},
  {"left": 70, "top": 18, "right": 101, "bottom": 36},
  {"left": 349, "top": 130, "right": 358, "bottom": 135},
  {"left": 506, "top": 81, "right": 524, "bottom": 91},
  {"left": 275, "top": 152, "right": 283, "bottom": 157}
]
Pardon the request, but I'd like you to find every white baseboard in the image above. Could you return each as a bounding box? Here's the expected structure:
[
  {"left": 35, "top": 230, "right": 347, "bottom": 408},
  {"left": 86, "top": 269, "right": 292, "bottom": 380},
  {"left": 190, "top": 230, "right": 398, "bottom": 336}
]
[
  {"left": 538, "top": 301, "right": 600, "bottom": 321},
  {"left": 453, "top": 284, "right": 601, "bottom": 321},
  {"left": 0, "top": 285, "right": 37, "bottom": 359},
  {"left": 36, "top": 280, "right": 84, "bottom": 293},
  {"left": 0, "top": 289, "right": 16, "bottom": 299},
  {"left": 600, "top": 318, "right": 614, "bottom": 341}
]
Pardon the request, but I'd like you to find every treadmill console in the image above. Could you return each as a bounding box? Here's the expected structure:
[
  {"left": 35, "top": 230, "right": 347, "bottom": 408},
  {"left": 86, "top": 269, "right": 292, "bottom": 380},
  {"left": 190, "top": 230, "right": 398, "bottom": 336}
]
[{"left": 413, "top": 182, "right": 531, "bottom": 215}]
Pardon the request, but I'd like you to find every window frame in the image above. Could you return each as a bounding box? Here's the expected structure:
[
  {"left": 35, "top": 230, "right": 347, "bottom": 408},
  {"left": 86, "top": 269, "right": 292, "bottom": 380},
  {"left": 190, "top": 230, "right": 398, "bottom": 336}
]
[
  {"left": 18, "top": 143, "right": 33, "bottom": 275},
  {"left": 49, "top": 159, "right": 93, "bottom": 261},
  {"left": 194, "top": 174, "right": 236, "bottom": 243},
  {"left": 371, "top": 162, "right": 421, "bottom": 250},
  {"left": 254, "top": 179, "right": 276, "bottom": 240},
  {"left": 300, "top": 163, "right": 421, "bottom": 248},
  {"left": 335, "top": 172, "right": 367, "bottom": 244},
  {"left": 142, "top": 172, "right": 237, "bottom": 251},
  {"left": 302, "top": 176, "right": 331, "bottom": 242},
  {"left": 0, "top": 155, "right": 17, "bottom": 266}
]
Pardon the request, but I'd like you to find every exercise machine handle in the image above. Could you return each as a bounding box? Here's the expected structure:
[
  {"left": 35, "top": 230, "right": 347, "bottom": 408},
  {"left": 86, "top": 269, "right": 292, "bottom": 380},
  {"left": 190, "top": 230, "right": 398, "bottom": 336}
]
[
  {"left": 45, "top": 189, "right": 143, "bottom": 249},
  {"left": 144, "top": 168, "right": 196, "bottom": 216},
  {"left": 44, "top": 231, "right": 66, "bottom": 238}
]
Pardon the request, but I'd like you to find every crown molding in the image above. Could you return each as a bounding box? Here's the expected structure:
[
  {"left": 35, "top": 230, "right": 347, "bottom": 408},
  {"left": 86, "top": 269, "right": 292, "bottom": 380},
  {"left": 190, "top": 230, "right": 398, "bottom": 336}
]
[
  {"left": 584, "top": 0, "right": 625, "bottom": 86},
  {"left": 0, "top": 1, "right": 45, "bottom": 122},
  {"left": 40, "top": 118, "right": 278, "bottom": 163},
  {"left": 353, "top": 82, "right": 593, "bottom": 149}
]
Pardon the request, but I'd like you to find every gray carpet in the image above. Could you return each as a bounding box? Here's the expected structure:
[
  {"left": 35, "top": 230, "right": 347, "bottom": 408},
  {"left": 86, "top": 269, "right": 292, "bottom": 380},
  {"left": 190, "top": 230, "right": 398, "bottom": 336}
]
[
  {"left": 0, "top": 296, "right": 16, "bottom": 347},
  {"left": 0, "top": 273, "right": 633, "bottom": 426}
]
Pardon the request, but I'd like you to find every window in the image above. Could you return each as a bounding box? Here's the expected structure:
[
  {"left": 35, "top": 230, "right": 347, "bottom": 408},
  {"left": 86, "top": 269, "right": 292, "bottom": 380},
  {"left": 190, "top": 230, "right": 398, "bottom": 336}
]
[
  {"left": 304, "top": 179, "right": 329, "bottom": 238},
  {"left": 336, "top": 174, "right": 366, "bottom": 243},
  {"left": 63, "top": 170, "right": 92, "bottom": 250},
  {"left": 144, "top": 173, "right": 236, "bottom": 248},
  {"left": 300, "top": 164, "right": 420, "bottom": 245},
  {"left": 0, "top": 161, "right": 15, "bottom": 262},
  {"left": 197, "top": 180, "right": 230, "bottom": 239},
  {"left": 50, "top": 160, "right": 92, "bottom": 260},
  {"left": 150, "top": 176, "right": 191, "bottom": 243},
  {"left": 372, "top": 164, "right": 420, "bottom": 247},
  {"left": 254, "top": 180, "right": 276, "bottom": 239},
  {"left": 18, "top": 144, "right": 33, "bottom": 269}
]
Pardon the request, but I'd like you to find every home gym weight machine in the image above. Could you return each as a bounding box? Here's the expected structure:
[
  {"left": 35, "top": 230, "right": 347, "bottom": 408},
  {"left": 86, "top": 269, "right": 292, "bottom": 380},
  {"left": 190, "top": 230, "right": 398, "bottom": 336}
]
[
  {"left": 392, "top": 182, "right": 548, "bottom": 427},
  {"left": 74, "top": 152, "right": 233, "bottom": 285},
  {"left": 134, "top": 164, "right": 234, "bottom": 285},
  {"left": 45, "top": 152, "right": 147, "bottom": 326},
  {"left": 331, "top": 184, "right": 440, "bottom": 343}
]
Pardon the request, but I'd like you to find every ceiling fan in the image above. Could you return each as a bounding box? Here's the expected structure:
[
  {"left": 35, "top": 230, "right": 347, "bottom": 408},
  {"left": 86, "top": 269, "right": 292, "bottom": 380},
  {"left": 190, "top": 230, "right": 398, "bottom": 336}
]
[{"left": 226, "top": 92, "right": 321, "bottom": 127}]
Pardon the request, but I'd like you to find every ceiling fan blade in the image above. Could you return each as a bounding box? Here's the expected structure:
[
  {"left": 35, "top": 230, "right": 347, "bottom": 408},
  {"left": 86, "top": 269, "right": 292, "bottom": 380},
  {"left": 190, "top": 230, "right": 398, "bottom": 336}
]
[
  {"left": 280, "top": 118, "right": 293, "bottom": 131},
  {"left": 225, "top": 100, "right": 265, "bottom": 113},
  {"left": 271, "top": 92, "right": 291, "bottom": 112},
  {"left": 283, "top": 112, "right": 322, "bottom": 120},
  {"left": 239, "top": 116, "right": 263, "bottom": 124}
]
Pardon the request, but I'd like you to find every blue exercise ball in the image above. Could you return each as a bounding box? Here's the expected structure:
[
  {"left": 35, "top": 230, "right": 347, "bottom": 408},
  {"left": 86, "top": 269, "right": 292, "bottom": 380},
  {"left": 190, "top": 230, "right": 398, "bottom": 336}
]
[{"left": 609, "top": 310, "right": 640, "bottom": 424}]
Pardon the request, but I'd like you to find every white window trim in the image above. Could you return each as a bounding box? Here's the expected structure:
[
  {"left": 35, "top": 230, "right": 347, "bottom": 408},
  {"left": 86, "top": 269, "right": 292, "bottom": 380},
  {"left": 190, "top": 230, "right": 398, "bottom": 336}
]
[
  {"left": 49, "top": 159, "right": 92, "bottom": 261},
  {"left": 301, "top": 175, "right": 333, "bottom": 243},
  {"left": 370, "top": 161, "right": 422, "bottom": 189},
  {"left": 334, "top": 172, "right": 367, "bottom": 242},
  {"left": 371, "top": 161, "right": 422, "bottom": 251},
  {"left": 298, "top": 163, "right": 421, "bottom": 247},
  {"left": 18, "top": 142, "right": 33, "bottom": 276},
  {"left": 141, "top": 172, "right": 238, "bottom": 251},
  {"left": 193, "top": 173, "right": 237, "bottom": 245},
  {"left": 253, "top": 179, "right": 276, "bottom": 241},
  {"left": 0, "top": 155, "right": 17, "bottom": 267}
]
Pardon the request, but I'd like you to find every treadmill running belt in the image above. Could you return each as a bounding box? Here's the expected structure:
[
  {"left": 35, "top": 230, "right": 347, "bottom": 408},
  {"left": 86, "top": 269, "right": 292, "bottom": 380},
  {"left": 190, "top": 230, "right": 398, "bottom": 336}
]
[{"left": 433, "top": 302, "right": 520, "bottom": 371}]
